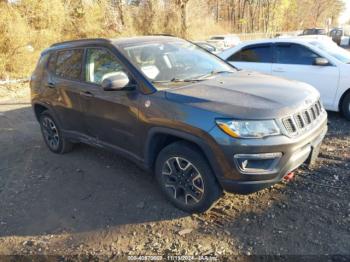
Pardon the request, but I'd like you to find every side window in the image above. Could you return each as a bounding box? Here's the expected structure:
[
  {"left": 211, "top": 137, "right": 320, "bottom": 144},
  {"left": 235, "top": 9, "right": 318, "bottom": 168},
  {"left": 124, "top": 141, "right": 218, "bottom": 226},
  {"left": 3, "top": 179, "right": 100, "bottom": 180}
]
[
  {"left": 47, "top": 52, "right": 57, "bottom": 73},
  {"left": 55, "top": 49, "right": 84, "bottom": 80},
  {"left": 275, "top": 44, "right": 320, "bottom": 65},
  {"left": 228, "top": 45, "right": 272, "bottom": 63},
  {"left": 85, "top": 48, "right": 125, "bottom": 85}
]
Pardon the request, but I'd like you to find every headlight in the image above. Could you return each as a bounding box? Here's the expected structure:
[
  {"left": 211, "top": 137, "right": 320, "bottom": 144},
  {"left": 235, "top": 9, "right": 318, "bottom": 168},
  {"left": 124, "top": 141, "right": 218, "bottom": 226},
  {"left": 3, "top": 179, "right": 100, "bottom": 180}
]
[{"left": 216, "top": 119, "right": 281, "bottom": 138}]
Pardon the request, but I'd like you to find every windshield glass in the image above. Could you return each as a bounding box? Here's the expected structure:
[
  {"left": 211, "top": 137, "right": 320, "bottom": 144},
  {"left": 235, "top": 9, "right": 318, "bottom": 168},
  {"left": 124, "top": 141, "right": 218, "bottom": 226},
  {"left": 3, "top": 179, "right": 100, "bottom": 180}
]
[
  {"left": 120, "top": 40, "right": 235, "bottom": 85},
  {"left": 310, "top": 40, "right": 350, "bottom": 63}
]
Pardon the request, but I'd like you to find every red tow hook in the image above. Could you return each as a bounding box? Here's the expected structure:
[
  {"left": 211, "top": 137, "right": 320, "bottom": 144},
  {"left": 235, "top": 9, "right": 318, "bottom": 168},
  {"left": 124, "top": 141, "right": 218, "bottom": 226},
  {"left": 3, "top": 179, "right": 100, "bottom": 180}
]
[{"left": 284, "top": 172, "right": 295, "bottom": 181}]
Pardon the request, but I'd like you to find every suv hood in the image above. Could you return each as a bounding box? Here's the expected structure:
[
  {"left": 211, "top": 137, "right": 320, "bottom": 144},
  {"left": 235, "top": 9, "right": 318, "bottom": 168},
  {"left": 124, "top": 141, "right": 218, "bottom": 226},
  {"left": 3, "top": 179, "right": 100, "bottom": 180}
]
[{"left": 165, "top": 71, "right": 320, "bottom": 119}]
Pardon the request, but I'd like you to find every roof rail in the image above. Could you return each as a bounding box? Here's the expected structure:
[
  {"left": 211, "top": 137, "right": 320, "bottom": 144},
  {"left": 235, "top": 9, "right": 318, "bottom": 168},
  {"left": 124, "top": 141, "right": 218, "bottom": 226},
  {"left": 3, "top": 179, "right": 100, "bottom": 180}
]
[{"left": 50, "top": 38, "right": 110, "bottom": 47}]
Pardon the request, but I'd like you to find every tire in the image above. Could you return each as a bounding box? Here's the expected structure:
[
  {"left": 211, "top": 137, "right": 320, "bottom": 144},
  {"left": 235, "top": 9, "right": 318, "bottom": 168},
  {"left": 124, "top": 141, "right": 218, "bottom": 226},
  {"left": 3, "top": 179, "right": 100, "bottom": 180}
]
[
  {"left": 39, "top": 111, "right": 74, "bottom": 154},
  {"left": 341, "top": 92, "right": 350, "bottom": 121},
  {"left": 155, "top": 141, "right": 222, "bottom": 213}
]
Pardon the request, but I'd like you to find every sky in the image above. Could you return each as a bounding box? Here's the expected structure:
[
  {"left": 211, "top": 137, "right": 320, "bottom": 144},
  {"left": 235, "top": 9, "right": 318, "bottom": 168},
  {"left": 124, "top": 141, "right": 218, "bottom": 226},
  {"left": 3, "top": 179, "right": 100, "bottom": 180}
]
[{"left": 339, "top": 0, "right": 350, "bottom": 25}]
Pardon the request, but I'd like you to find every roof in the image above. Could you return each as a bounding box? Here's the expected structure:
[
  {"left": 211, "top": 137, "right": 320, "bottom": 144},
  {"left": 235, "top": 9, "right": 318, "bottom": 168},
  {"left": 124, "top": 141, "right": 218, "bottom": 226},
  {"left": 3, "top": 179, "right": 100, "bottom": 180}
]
[
  {"left": 48, "top": 35, "right": 181, "bottom": 51},
  {"left": 219, "top": 36, "right": 336, "bottom": 60},
  {"left": 233, "top": 36, "right": 332, "bottom": 47}
]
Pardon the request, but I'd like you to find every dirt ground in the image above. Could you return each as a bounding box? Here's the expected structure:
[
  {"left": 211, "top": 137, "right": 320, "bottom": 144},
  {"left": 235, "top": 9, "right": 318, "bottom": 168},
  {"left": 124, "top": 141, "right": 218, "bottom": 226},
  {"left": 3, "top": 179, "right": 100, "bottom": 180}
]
[{"left": 0, "top": 86, "right": 349, "bottom": 261}]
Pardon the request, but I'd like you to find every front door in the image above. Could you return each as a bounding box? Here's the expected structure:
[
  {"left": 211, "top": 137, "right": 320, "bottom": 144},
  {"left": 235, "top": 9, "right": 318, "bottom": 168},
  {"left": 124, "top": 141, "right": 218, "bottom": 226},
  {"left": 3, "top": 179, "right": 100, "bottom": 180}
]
[
  {"left": 271, "top": 43, "right": 339, "bottom": 109},
  {"left": 79, "top": 47, "right": 142, "bottom": 157}
]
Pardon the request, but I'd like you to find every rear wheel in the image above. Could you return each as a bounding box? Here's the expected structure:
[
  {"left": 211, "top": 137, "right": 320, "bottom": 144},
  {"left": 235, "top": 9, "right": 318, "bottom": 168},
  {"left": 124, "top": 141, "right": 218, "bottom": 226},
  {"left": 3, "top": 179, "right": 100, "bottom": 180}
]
[
  {"left": 39, "top": 111, "right": 73, "bottom": 154},
  {"left": 341, "top": 92, "right": 350, "bottom": 121},
  {"left": 155, "top": 141, "right": 222, "bottom": 213}
]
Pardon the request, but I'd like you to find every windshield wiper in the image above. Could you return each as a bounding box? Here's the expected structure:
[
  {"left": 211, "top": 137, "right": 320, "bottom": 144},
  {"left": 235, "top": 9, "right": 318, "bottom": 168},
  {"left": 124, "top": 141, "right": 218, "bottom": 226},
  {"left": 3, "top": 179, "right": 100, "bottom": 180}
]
[
  {"left": 152, "top": 77, "right": 205, "bottom": 84},
  {"left": 151, "top": 70, "right": 235, "bottom": 84},
  {"left": 196, "top": 70, "right": 235, "bottom": 80}
]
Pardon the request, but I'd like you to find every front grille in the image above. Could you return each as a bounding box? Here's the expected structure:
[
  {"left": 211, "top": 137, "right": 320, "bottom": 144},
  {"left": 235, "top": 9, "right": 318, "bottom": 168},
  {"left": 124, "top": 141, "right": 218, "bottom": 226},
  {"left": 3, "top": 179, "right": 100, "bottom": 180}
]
[
  {"left": 283, "top": 118, "right": 297, "bottom": 133},
  {"left": 281, "top": 99, "right": 324, "bottom": 136},
  {"left": 294, "top": 114, "right": 305, "bottom": 129}
]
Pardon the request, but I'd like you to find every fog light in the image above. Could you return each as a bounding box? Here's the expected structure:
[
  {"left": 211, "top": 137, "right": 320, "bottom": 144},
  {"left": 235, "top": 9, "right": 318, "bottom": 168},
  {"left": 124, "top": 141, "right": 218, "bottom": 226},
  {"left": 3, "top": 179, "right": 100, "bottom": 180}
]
[{"left": 234, "top": 153, "right": 282, "bottom": 174}]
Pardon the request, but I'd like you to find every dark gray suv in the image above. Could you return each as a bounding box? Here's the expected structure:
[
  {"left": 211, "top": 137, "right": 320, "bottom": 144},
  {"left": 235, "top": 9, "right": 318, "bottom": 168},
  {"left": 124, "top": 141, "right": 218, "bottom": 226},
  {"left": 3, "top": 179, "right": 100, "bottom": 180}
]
[{"left": 31, "top": 36, "right": 328, "bottom": 213}]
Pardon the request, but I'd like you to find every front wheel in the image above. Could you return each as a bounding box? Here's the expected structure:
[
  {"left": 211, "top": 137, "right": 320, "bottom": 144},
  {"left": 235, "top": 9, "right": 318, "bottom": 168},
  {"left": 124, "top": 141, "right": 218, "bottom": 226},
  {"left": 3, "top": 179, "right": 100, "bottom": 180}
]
[
  {"left": 155, "top": 141, "right": 222, "bottom": 213},
  {"left": 341, "top": 92, "right": 350, "bottom": 121}
]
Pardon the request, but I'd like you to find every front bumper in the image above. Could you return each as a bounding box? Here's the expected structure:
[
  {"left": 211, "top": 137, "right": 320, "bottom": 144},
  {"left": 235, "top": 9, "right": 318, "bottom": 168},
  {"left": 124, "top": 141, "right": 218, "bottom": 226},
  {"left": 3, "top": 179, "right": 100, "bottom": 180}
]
[{"left": 210, "top": 113, "right": 328, "bottom": 194}]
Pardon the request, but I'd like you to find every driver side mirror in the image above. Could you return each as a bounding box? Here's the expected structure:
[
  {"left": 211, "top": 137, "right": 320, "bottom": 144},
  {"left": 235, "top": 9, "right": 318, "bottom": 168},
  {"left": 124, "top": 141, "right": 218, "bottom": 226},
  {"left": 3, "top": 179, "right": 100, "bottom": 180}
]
[
  {"left": 314, "top": 57, "right": 330, "bottom": 66},
  {"left": 101, "top": 72, "right": 130, "bottom": 91}
]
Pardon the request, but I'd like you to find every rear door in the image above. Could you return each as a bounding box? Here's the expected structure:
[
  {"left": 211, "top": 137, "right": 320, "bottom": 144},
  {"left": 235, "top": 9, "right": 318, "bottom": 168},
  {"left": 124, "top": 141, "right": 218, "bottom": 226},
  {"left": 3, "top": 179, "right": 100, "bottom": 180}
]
[
  {"left": 226, "top": 44, "right": 273, "bottom": 74},
  {"left": 271, "top": 43, "right": 339, "bottom": 108},
  {"left": 45, "top": 49, "right": 86, "bottom": 134}
]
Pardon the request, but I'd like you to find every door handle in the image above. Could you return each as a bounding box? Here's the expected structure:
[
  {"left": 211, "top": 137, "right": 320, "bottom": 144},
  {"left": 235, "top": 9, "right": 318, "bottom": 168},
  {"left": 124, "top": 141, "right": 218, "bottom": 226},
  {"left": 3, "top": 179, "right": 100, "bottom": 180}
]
[
  {"left": 46, "top": 82, "right": 56, "bottom": 88},
  {"left": 273, "top": 68, "right": 286, "bottom": 73},
  {"left": 80, "top": 91, "right": 94, "bottom": 97}
]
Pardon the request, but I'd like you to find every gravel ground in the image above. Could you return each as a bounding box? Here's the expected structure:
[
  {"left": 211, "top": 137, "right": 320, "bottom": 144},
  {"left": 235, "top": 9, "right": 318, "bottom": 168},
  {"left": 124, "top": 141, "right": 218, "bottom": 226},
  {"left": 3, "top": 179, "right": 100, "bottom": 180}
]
[{"left": 0, "top": 87, "right": 349, "bottom": 261}]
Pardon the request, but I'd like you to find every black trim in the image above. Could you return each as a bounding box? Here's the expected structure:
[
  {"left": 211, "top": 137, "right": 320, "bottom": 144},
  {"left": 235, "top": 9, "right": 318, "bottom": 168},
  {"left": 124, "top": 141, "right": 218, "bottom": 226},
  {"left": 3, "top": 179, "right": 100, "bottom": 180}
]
[
  {"left": 144, "top": 127, "right": 226, "bottom": 181},
  {"left": 62, "top": 130, "right": 148, "bottom": 171}
]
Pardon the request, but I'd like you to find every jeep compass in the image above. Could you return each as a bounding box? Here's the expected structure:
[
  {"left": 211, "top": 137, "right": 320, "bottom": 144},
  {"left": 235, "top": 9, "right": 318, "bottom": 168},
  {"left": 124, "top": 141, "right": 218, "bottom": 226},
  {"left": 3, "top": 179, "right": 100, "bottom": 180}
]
[{"left": 30, "top": 36, "right": 328, "bottom": 213}]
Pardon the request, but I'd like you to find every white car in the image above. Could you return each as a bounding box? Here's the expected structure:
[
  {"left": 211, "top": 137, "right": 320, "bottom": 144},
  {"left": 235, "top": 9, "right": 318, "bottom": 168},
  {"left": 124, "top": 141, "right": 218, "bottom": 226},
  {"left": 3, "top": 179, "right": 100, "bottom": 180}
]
[
  {"left": 219, "top": 38, "right": 350, "bottom": 120},
  {"left": 207, "top": 35, "right": 241, "bottom": 51}
]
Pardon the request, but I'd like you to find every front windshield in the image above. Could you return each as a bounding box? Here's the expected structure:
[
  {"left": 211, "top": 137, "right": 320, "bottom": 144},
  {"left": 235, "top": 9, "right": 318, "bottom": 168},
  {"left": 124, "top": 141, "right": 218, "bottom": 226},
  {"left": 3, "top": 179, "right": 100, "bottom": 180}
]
[
  {"left": 119, "top": 40, "right": 235, "bottom": 85},
  {"left": 310, "top": 41, "right": 350, "bottom": 64}
]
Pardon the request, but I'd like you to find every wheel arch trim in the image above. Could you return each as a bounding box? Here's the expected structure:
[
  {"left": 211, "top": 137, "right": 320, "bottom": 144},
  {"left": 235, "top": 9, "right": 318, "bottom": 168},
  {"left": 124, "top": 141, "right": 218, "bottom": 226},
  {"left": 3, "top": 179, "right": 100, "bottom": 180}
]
[{"left": 144, "top": 127, "right": 227, "bottom": 181}]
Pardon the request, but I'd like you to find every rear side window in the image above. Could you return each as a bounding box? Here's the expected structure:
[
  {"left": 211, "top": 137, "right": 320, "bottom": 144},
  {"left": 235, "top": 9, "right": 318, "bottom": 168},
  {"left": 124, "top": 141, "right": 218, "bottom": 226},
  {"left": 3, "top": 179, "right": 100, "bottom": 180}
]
[
  {"left": 47, "top": 52, "right": 57, "bottom": 73},
  {"left": 228, "top": 45, "right": 272, "bottom": 63},
  {"left": 55, "top": 49, "right": 84, "bottom": 80},
  {"left": 275, "top": 44, "right": 320, "bottom": 65}
]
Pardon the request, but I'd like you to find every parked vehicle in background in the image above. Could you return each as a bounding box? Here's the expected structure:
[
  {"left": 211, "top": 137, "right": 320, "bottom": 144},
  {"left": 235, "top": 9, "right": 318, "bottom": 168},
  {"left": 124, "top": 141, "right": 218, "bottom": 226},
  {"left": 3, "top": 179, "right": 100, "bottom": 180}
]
[
  {"left": 300, "top": 28, "right": 327, "bottom": 36},
  {"left": 31, "top": 36, "right": 327, "bottom": 213},
  {"left": 219, "top": 38, "right": 350, "bottom": 120},
  {"left": 193, "top": 41, "right": 219, "bottom": 54},
  {"left": 329, "top": 28, "right": 350, "bottom": 46},
  {"left": 207, "top": 35, "right": 241, "bottom": 50},
  {"left": 298, "top": 35, "right": 333, "bottom": 42},
  {"left": 329, "top": 28, "right": 344, "bottom": 45}
]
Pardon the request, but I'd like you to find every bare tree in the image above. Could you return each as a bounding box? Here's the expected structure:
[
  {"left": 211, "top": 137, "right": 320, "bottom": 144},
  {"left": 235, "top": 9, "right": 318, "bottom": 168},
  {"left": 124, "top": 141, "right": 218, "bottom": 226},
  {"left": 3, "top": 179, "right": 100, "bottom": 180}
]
[{"left": 175, "top": 0, "right": 190, "bottom": 37}]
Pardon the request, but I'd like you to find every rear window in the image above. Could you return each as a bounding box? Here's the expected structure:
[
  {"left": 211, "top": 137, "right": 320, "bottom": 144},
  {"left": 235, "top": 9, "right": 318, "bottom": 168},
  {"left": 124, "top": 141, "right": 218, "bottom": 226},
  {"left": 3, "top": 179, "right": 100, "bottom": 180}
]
[
  {"left": 210, "top": 37, "right": 225, "bottom": 40},
  {"left": 228, "top": 45, "right": 272, "bottom": 63},
  {"left": 303, "top": 29, "right": 326, "bottom": 35},
  {"left": 55, "top": 49, "right": 84, "bottom": 80},
  {"left": 33, "top": 52, "right": 50, "bottom": 74}
]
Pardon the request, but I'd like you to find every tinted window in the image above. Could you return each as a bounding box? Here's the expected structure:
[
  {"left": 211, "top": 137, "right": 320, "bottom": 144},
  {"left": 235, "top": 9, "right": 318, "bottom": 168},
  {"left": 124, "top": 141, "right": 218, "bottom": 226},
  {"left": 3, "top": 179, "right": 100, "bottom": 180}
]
[
  {"left": 33, "top": 52, "right": 50, "bottom": 75},
  {"left": 85, "top": 48, "right": 125, "bottom": 85},
  {"left": 48, "top": 52, "right": 57, "bottom": 73},
  {"left": 55, "top": 49, "right": 83, "bottom": 80},
  {"left": 228, "top": 45, "right": 272, "bottom": 63},
  {"left": 303, "top": 29, "right": 326, "bottom": 35},
  {"left": 275, "top": 44, "right": 320, "bottom": 65},
  {"left": 210, "top": 37, "right": 225, "bottom": 40}
]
